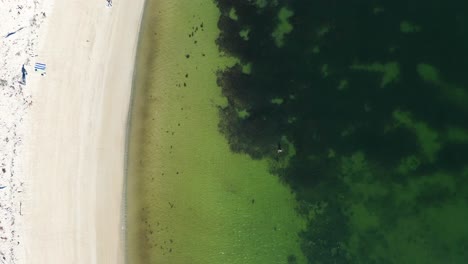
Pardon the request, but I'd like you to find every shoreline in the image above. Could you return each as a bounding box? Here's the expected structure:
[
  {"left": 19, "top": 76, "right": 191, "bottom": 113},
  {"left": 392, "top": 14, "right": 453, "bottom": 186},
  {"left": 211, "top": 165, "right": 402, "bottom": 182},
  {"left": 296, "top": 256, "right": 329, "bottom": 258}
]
[
  {"left": 19, "top": 0, "right": 145, "bottom": 263},
  {"left": 122, "top": 0, "right": 150, "bottom": 262}
]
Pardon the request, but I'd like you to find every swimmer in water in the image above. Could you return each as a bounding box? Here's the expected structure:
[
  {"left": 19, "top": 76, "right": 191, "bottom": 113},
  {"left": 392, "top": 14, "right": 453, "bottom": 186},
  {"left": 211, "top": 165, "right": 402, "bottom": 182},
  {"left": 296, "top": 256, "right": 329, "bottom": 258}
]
[{"left": 277, "top": 143, "right": 283, "bottom": 153}]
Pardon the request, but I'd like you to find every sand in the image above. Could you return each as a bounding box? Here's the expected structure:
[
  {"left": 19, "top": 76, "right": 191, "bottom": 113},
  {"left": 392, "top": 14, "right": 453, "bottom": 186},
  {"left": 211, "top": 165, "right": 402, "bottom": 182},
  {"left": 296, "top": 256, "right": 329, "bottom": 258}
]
[
  {"left": 1, "top": 1, "right": 48, "bottom": 262},
  {"left": 2, "top": 0, "right": 145, "bottom": 263}
]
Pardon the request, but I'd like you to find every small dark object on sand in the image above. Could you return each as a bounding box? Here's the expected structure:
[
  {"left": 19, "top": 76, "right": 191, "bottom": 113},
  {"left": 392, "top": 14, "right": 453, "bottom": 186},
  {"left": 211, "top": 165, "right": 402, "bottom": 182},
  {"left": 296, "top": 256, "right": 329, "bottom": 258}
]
[{"left": 20, "top": 64, "right": 27, "bottom": 84}]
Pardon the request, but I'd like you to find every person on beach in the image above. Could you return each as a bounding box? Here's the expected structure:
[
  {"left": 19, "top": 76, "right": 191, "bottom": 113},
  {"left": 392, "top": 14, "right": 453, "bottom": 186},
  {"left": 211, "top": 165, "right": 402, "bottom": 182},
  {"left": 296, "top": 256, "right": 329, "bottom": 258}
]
[
  {"left": 106, "top": 0, "right": 112, "bottom": 7},
  {"left": 20, "top": 64, "right": 27, "bottom": 85}
]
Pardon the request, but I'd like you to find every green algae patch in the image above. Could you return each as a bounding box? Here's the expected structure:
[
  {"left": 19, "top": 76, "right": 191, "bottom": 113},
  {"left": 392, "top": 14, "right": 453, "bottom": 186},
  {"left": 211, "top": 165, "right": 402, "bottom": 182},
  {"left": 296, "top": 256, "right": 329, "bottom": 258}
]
[
  {"left": 445, "top": 84, "right": 468, "bottom": 110},
  {"left": 237, "top": 108, "right": 250, "bottom": 119},
  {"left": 417, "top": 63, "right": 468, "bottom": 112},
  {"left": 321, "top": 64, "right": 329, "bottom": 78},
  {"left": 239, "top": 28, "right": 250, "bottom": 40},
  {"left": 287, "top": 116, "right": 297, "bottom": 124},
  {"left": 338, "top": 79, "right": 348, "bottom": 90},
  {"left": 317, "top": 25, "right": 331, "bottom": 38},
  {"left": 446, "top": 126, "right": 468, "bottom": 143},
  {"left": 255, "top": 0, "right": 268, "bottom": 9},
  {"left": 417, "top": 63, "right": 440, "bottom": 84},
  {"left": 337, "top": 151, "right": 468, "bottom": 263},
  {"left": 350, "top": 62, "right": 400, "bottom": 88},
  {"left": 348, "top": 203, "right": 379, "bottom": 231},
  {"left": 127, "top": 0, "right": 305, "bottom": 263},
  {"left": 385, "top": 172, "right": 467, "bottom": 264},
  {"left": 400, "top": 21, "right": 421, "bottom": 33},
  {"left": 394, "top": 171, "right": 456, "bottom": 205},
  {"left": 327, "top": 148, "right": 336, "bottom": 159},
  {"left": 397, "top": 155, "right": 421, "bottom": 174},
  {"left": 340, "top": 152, "right": 389, "bottom": 198},
  {"left": 393, "top": 110, "right": 441, "bottom": 162},
  {"left": 228, "top": 7, "right": 238, "bottom": 21},
  {"left": 372, "top": 7, "right": 384, "bottom": 14},
  {"left": 272, "top": 7, "right": 294, "bottom": 47},
  {"left": 341, "top": 152, "right": 368, "bottom": 178},
  {"left": 271, "top": 97, "right": 284, "bottom": 105},
  {"left": 312, "top": 45, "right": 320, "bottom": 54},
  {"left": 241, "top": 62, "right": 252, "bottom": 74}
]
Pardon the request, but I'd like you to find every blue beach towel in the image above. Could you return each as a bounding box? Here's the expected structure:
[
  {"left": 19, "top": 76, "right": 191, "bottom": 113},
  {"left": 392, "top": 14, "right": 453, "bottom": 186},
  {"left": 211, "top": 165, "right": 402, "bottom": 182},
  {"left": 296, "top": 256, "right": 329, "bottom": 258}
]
[{"left": 35, "top": 62, "right": 46, "bottom": 71}]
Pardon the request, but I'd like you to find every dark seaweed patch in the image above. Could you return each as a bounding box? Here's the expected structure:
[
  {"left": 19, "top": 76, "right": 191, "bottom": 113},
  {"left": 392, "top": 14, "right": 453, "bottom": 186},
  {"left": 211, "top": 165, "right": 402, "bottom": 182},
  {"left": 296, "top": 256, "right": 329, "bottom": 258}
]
[{"left": 214, "top": 0, "right": 468, "bottom": 262}]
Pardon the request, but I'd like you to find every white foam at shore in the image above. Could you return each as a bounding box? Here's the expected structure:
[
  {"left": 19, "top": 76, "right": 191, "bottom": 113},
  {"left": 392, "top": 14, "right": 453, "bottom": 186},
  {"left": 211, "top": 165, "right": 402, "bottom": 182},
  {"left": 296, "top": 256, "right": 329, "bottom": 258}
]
[{"left": 0, "top": 0, "right": 48, "bottom": 262}]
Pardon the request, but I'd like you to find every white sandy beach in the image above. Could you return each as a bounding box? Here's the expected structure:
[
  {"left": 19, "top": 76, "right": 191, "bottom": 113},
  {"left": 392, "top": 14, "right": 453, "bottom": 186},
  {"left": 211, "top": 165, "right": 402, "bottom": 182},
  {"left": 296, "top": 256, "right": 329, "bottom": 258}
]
[{"left": 1, "top": 0, "right": 145, "bottom": 263}]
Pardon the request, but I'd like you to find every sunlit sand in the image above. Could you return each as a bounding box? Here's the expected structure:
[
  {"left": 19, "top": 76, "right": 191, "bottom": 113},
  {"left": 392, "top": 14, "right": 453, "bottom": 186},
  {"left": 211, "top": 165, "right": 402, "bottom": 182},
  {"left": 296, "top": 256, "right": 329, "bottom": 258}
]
[{"left": 0, "top": 0, "right": 145, "bottom": 262}]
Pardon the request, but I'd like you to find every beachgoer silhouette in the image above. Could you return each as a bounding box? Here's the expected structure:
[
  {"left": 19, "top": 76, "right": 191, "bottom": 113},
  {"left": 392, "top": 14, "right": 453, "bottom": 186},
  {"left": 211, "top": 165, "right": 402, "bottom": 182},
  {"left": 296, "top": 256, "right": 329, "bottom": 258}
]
[{"left": 21, "top": 64, "right": 27, "bottom": 84}]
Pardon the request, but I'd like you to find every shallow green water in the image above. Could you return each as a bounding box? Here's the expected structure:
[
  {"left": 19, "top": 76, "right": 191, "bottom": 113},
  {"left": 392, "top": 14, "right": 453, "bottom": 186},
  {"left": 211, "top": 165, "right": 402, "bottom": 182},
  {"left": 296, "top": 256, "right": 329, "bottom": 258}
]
[
  {"left": 128, "top": 1, "right": 468, "bottom": 263},
  {"left": 126, "top": 0, "right": 305, "bottom": 263}
]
